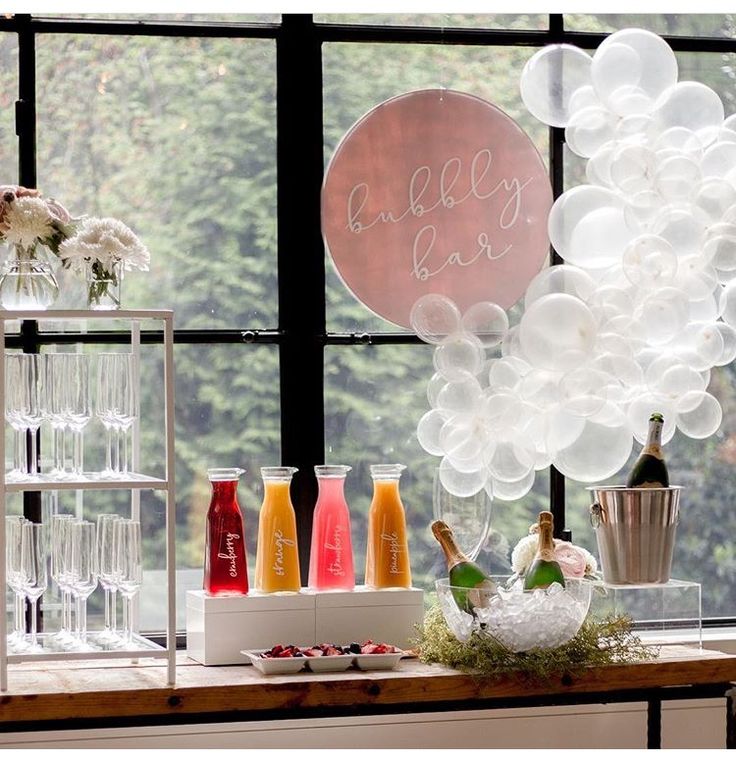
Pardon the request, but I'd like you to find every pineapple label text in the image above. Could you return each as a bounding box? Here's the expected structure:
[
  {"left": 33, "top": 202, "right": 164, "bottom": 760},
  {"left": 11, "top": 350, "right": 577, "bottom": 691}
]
[
  {"left": 219, "top": 533, "right": 241, "bottom": 578},
  {"left": 272, "top": 529, "right": 296, "bottom": 577},
  {"left": 345, "top": 148, "right": 532, "bottom": 281},
  {"left": 325, "top": 524, "right": 346, "bottom": 577},
  {"left": 381, "top": 531, "right": 403, "bottom": 575}
]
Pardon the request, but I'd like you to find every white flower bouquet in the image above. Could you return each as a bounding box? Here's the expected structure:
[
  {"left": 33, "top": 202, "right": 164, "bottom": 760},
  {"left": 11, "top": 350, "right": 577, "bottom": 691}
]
[{"left": 58, "top": 217, "right": 150, "bottom": 309}]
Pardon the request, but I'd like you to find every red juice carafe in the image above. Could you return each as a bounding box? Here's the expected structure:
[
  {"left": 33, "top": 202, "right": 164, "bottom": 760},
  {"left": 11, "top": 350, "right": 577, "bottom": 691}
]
[
  {"left": 308, "top": 465, "right": 355, "bottom": 591},
  {"left": 204, "top": 467, "right": 249, "bottom": 595}
]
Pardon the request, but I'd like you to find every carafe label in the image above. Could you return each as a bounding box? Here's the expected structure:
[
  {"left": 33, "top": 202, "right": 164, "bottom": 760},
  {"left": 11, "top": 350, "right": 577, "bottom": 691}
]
[
  {"left": 324, "top": 524, "right": 346, "bottom": 577},
  {"left": 272, "top": 529, "right": 296, "bottom": 576},
  {"left": 218, "top": 532, "right": 241, "bottom": 578},
  {"left": 381, "top": 531, "right": 402, "bottom": 574}
]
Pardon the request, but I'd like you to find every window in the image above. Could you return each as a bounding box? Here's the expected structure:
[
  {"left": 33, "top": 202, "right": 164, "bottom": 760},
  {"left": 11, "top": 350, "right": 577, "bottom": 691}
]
[{"left": 4, "top": 13, "right": 736, "bottom": 630}]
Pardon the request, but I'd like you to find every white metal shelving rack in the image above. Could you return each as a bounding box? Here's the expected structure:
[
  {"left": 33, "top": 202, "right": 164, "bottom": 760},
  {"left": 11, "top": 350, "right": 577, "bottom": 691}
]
[{"left": 0, "top": 309, "right": 176, "bottom": 690}]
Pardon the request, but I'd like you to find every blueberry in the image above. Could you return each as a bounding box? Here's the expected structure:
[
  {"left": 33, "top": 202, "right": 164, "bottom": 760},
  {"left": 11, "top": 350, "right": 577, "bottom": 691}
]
[{"left": 349, "top": 642, "right": 361, "bottom": 653}]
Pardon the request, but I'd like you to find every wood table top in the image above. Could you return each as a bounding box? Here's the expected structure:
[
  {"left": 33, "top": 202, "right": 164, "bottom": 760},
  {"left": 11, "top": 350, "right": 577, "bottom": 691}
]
[{"left": 1, "top": 646, "right": 736, "bottom": 727}]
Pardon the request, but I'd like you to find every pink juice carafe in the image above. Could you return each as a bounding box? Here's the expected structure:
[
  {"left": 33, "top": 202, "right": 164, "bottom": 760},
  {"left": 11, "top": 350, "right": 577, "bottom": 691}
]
[
  {"left": 308, "top": 465, "right": 355, "bottom": 591},
  {"left": 204, "top": 467, "right": 249, "bottom": 596}
]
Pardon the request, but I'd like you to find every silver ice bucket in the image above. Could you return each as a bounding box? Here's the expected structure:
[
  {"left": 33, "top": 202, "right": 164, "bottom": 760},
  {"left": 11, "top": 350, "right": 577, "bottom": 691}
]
[{"left": 588, "top": 486, "right": 681, "bottom": 584}]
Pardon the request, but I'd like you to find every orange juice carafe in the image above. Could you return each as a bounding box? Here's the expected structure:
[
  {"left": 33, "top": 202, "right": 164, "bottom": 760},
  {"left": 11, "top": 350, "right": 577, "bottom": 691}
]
[
  {"left": 255, "top": 466, "right": 301, "bottom": 593},
  {"left": 365, "top": 464, "right": 412, "bottom": 589}
]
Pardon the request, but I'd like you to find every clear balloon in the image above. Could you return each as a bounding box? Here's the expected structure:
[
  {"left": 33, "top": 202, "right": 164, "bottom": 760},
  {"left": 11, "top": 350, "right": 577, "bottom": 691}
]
[
  {"left": 674, "top": 254, "right": 718, "bottom": 300},
  {"left": 544, "top": 403, "right": 586, "bottom": 454},
  {"left": 569, "top": 84, "right": 601, "bottom": 114},
  {"left": 655, "top": 155, "right": 701, "bottom": 203},
  {"left": 704, "top": 232, "right": 736, "bottom": 272},
  {"left": 591, "top": 352, "right": 644, "bottom": 388},
  {"left": 461, "top": 301, "right": 509, "bottom": 348},
  {"left": 610, "top": 144, "right": 656, "bottom": 194},
  {"left": 624, "top": 189, "right": 664, "bottom": 231},
  {"left": 439, "top": 416, "right": 489, "bottom": 473},
  {"left": 655, "top": 363, "right": 707, "bottom": 402},
  {"left": 417, "top": 409, "right": 449, "bottom": 456},
  {"left": 654, "top": 82, "right": 724, "bottom": 144},
  {"left": 519, "top": 368, "right": 563, "bottom": 408},
  {"left": 596, "top": 28, "right": 678, "bottom": 112},
  {"left": 692, "top": 178, "right": 736, "bottom": 223},
  {"left": 567, "top": 206, "right": 635, "bottom": 269},
  {"left": 433, "top": 333, "right": 485, "bottom": 381},
  {"left": 524, "top": 264, "right": 596, "bottom": 306},
  {"left": 652, "top": 207, "right": 705, "bottom": 258},
  {"left": 565, "top": 106, "right": 617, "bottom": 158},
  {"left": 718, "top": 280, "right": 736, "bottom": 328},
  {"left": 488, "top": 356, "right": 530, "bottom": 391},
  {"left": 552, "top": 403, "right": 633, "bottom": 482},
  {"left": 591, "top": 41, "right": 643, "bottom": 111},
  {"left": 622, "top": 234, "right": 677, "bottom": 286},
  {"left": 436, "top": 372, "right": 484, "bottom": 415},
  {"left": 519, "top": 293, "right": 597, "bottom": 372},
  {"left": 676, "top": 391, "right": 723, "bottom": 438},
  {"left": 491, "top": 471, "right": 536, "bottom": 502},
  {"left": 714, "top": 322, "right": 736, "bottom": 365},
  {"left": 559, "top": 367, "right": 610, "bottom": 416},
  {"left": 481, "top": 391, "right": 525, "bottom": 434},
  {"left": 520, "top": 44, "right": 594, "bottom": 128},
  {"left": 654, "top": 126, "right": 704, "bottom": 156},
  {"left": 438, "top": 457, "right": 486, "bottom": 498},
  {"left": 637, "top": 286, "right": 689, "bottom": 345},
  {"left": 485, "top": 434, "right": 535, "bottom": 482},
  {"left": 586, "top": 143, "right": 617, "bottom": 188},
  {"left": 410, "top": 294, "right": 462, "bottom": 344},
  {"left": 700, "top": 141, "right": 736, "bottom": 181}
]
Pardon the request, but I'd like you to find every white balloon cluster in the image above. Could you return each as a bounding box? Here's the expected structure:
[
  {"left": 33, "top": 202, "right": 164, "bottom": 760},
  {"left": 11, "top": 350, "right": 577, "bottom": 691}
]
[{"left": 414, "top": 28, "right": 736, "bottom": 502}]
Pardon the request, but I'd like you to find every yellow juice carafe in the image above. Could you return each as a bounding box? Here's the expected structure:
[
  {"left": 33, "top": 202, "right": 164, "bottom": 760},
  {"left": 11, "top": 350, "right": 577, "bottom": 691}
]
[
  {"left": 255, "top": 466, "right": 301, "bottom": 593},
  {"left": 365, "top": 463, "right": 412, "bottom": 589}
]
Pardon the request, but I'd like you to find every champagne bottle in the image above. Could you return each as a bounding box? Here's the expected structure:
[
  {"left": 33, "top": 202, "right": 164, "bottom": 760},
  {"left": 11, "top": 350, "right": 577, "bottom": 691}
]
[
  {"left": 626, "top": 412, "right": 670, "bottom": 488},
  {"left": 523, "top": 511, "right": 565, "bottom": 590},
  {"left": 431, "top": 520, "right": 497, "bottom": 612}
]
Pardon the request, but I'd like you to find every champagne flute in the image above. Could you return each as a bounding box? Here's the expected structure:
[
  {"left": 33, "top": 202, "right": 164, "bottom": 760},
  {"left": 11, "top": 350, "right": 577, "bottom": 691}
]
[
  {"left": 41, "top": 353, "right": 70, "bottom": 477},
  {"left": 20, "top": 522, "right": 48, "bottom": 652},
  {"left": 49, "top": 515, "right": 76, "bottom": 647},
  {"left": 5, "top": 354, "right": 26, "bottom": 479},
  {"left": 96, "top": 513, "right": 121, "bottom": 644},
  {"left": 5, "top": 516, "right": 28, "bottom": 652},
  {"left": 18, "top": 354, "right": 42, "bottom": 476},
  {"left": 96, "top": 353, "right": 132, "bottom": 476},
  {"left": 65, "top": 354, "right": 91, "bottom": 478},
  {"left": 69, "top": 521, "right": 97, "bottom": 649},
  {"left": 114, "top": 519, "right": 142, "bottom": 646}
]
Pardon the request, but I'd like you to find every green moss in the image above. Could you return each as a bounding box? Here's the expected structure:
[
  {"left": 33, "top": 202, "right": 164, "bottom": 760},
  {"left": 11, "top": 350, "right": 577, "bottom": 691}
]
[{"left": 415, "top": 605, "right": 659, "bottom": 684}]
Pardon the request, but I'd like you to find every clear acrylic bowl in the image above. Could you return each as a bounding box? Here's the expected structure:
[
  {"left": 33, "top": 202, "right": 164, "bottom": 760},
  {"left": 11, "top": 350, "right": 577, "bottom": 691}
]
[{"left": 435, "top": 576, "right": 593, "bottom": 652}]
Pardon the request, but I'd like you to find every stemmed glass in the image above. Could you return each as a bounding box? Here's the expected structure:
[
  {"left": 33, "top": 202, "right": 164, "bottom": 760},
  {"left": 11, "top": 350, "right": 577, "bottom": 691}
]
[
  {"left": 69, "top": 520, "right": 97, "bottom": 649},
  {"left": 20, "top": 522, "right": 48, "bottom": 652},
  {"left": 64, "top": 354, "right": 91, "bottom": 477},
  {"left": 5, "top": 516, "right": 28, "bottom": 652},
  {"left": 96, "top": 513, "right": 121, "bottom": 644},
  {"left": 40, "top": 354, "right": 70, "bottom": 477},
  {"left": 96, "top": 353, "right": 136, "bottom": 476},
  {"left": 5, "top": 353, "right": 42, "bottom": 478},
  {"left": 49, "top": 515, "right": 76, "bottom": 647},
  {"left": 114, "top": 519, "right": 142, "bottom": 646}
]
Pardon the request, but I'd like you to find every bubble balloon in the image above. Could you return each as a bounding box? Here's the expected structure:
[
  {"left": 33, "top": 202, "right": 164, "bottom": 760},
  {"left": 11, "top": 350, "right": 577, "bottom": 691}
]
[
  {"left": 520, "top": 44, "right": 593, "bottom": 128},
  {"left": 654, "top": 82, "right": 724, "bottom": 144},
  {"left": 586, "top": 143, "right": 617, "bottom": 187},
  {"left": 519, "top": 368, "right": 563, "bottom": 408},
  {"left": 656, "top": 363, "right": 707, "bottom": 402},
  {"left": 622, "top": 234, "right": 677, "bottom": 286},
  {"left": 569, "top": 84, "right": 601, "bottom": 114},
  {"left": 692, "top": 178, "right": 736, "bottom": 223},
  {"left": 553, "top": 403, "right": 633, "bottom": 482},
  {"left": 439, "top": 457, "right": 486, "bottom": 498},
  {"left": 481, "top": 391, "right": 525, "bottom": 433},
  {"left": 559, "top": 367, "right": 610, "bottom": 416},
  {"left": 676, "top": 391, "right": 722, "bottom": 438},
  {"left": 486, "top": 434, "right": 535, "bottom": 482},
  {"left": 461, "top": 301, "right": 509, "bottom": 348},
  {"left": 544, "top": 403, "right": 587, "bottom": 454},
  {"left": 591, "top": 41, "right": 643, "bottom": 112},
  {"left": 519, "top": 293, "right": 597, "bottom": 372},
  {"left": 410, "top": 294, "right": 462, "bottom": 344},
  {"left": 565, "top": 106, "right": 617, "bottom": 158},
  {"left": 652, "top": 207, "right": 705, "bottom": 258},
  {"left": 417, "top": 409, "right": 449, "bottom": 456},
  {"left": 610, "top": 144, "right": 656, "bottom": 194},
  {"left": 596, "top": 28, "right": 678, "bottom": 112},
  {"left": 718, "top": 280, "right": 736, "bottom": 328},
  {"left": 488, "top": 356, "right": 530, "bottom": 391},
  {"left": 638, "top": 286, "right": 689, "bottom": 345},
  {"left": 714, "top": 322, "right": 736, "bottom": 365},
  {"left": 491, "top": 471, "right": 536, "bottom": 502},
  {"left": 436, "top": 372, "right": 483, "bottom": 415},
  {"left": 524, "top": 264, "right": 596, "bottom": 306},
  {"left": 700, "top": 141, "right": 736, "bottom": 181},
  {"left": 567, "top": 205, "right": 635, "bottom": 269},
  {"left": 433, "top": 333, "right": 485, "bottom": 381},
  {"left": 655, "top": 155, "right": 701, "bottom": 203},
  {"left": 624, "top": 189, "right": 664, "bottom": 231},
  {"left": 427, "top": 372, "right": 446, "bottom": 408}
]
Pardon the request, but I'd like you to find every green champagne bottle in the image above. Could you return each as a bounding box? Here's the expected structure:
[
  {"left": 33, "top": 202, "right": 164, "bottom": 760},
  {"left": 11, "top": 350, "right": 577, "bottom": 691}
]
[
  {"left": 626, "top": 412, "right": 669, "bottom": 488},
  {"left": 523, "top": 511, "right": 566, "bottom": 591},
  {"left": 431, "top": 520, "right": 497, "bottom": 612}
]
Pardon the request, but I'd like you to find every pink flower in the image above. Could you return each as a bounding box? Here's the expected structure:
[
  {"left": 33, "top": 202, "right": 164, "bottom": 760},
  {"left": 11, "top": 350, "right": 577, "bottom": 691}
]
[{"left": 553, "top": 541, "right": 588, "bottom": 578}]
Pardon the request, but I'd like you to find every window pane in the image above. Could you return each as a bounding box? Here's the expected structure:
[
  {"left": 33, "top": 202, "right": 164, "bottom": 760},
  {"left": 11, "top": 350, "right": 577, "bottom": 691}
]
[
  {"left": 325, "top": 344, "right": 550, "bottom": 592},
  {"left": 565, "top": 13, "right": 736, "bottom": 37},
  {"left": 0, "top": 33, "right": 18, "bottom": 183},
  {"left": 317, "top": 14, "right": 547, "bottom": 30},
  {"left": 323, "top": 43, "right": 549, "bottom": 333},
  {"left": 36, "top": 35, "right": 277, "bottom": 329}
]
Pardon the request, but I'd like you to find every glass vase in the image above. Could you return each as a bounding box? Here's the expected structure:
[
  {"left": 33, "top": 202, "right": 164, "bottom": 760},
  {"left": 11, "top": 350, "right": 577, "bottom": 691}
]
[
  {"left": 87, "top": 261, "right": 122, "bottom": 310},
  {"left": 0, "top": 247, "right": 59, "bottom": 310}
]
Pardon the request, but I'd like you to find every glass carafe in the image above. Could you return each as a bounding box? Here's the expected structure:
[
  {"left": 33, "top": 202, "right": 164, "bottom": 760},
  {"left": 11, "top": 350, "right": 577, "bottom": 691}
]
[
  {"left": 255, "top": 466, "right": 301, "bottom": 593},
  {"left": 365, "top": 464, "right": 412, "bottom": 589},
  {"left": 308, "top": 465, "right": 355, "bottom": 591},
  {"left": 204, "top": 468, "right": 249, "bottom": 596}
]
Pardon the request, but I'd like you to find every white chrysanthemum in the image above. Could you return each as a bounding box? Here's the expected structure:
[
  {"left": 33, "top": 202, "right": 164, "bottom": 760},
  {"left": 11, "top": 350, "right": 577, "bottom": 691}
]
[
  {"left": 510, "top": 534, "right": 538, "bottom": 575},
  {"left": 59, "top": 217, "right": 150, "bottom": 273},
  {"left": 2, "top": 196, "right": 53, "bottom": 248}
]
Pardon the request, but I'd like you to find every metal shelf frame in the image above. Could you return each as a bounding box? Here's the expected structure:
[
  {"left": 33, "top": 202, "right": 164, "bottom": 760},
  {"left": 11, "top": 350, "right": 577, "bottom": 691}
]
[{"left": 0, "top": 309, "right": 177, "bottom": 690}]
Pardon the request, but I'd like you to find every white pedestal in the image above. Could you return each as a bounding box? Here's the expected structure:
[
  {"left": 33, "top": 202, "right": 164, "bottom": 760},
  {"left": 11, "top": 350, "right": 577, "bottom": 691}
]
[
  {"left": 314, "top": 586, "right": 425, "bottom": 650},
  {"left": 186, "top": 586, "right": 426, "bottom": 665},
  {"left": 186, "top": 590, "right": 316, "bottom": 666}
]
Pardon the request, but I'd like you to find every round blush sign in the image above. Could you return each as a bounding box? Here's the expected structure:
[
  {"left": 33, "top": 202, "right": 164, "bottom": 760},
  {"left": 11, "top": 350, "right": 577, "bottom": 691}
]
[{"left": 322, "top": 89, "right": 553, "bottom": 329}]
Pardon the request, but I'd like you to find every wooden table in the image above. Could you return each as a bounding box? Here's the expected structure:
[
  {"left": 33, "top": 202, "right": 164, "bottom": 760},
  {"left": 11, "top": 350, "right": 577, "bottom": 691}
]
[{"left": 1, "top": 646, "right": 736, "bottom": 748}]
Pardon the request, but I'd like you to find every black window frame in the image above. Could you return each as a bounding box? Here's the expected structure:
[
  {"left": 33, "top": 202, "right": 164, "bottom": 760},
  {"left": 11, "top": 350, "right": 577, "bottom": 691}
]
[{"left": 4, "top": 12, "right": 736, "bottom": 629}]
